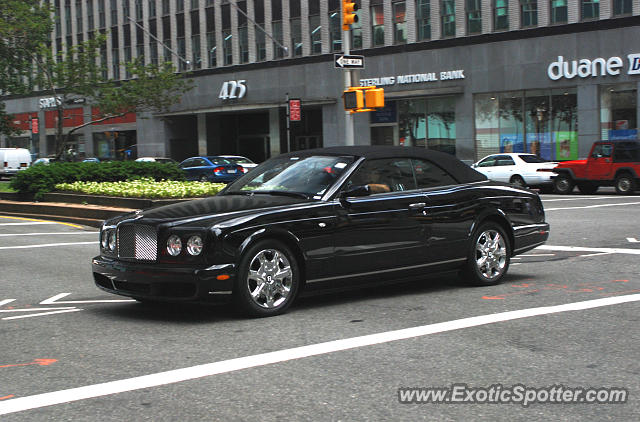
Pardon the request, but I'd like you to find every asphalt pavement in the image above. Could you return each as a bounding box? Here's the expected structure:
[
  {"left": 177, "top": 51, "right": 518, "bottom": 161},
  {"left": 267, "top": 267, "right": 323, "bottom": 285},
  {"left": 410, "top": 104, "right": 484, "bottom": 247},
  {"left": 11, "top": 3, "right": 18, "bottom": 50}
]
[{"left": 0, "top": 192, "right": 639, "bottom": 421}]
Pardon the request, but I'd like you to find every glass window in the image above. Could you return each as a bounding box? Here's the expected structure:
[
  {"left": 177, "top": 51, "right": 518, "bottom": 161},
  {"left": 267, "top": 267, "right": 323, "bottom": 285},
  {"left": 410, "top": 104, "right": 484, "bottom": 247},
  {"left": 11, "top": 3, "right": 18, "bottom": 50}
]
[
  {"left": 477, "top": 156, "right": 498, "bottom": 167},
  {"left": 149, "top": 0, "right": 156, "bottom": 18},
  {"left": 416, "top": 0, "right": 431, "bottom": 40},
  {"left": 272, "top": 20, "right": 285, "bottom": 58},
  {"left": 98, "top": 0, "right": 105, "bottom": 28},
  {"left": 162, "top": 0, "right": 170, "bottom": 15},
  {"left": 521, "top": 0, "right": 538, "bottom": 27},
  {"left": 135, "top": 0, "right": 143, "bottom": 20},
  {"left": 613, "top": 0, "right": 632, "bottom": 15},
  {"left": 176, "top": 0, "right": 184, "bottom": 13},
  {"left": 329, "top": 0, "right": 342, "bottom": 51},
  {"left": 550, "top": 0, "right": 568, "bottom": 24},
  {"left": 398, "top": 97, "right": 457, "bottom": 155},
  {"left": 494, "top": 0, "right": 508, "bottom": 30},
  {"left": 347, "top": 159, "right": 416, "bottom": 193},
  {"left": 207, "top": 32, "right": 216, "bottom": 67},
  {"left": 309, "top": 14, "right": 322, "bottom": 54},
  {"left": 441, "top": 0, "right": 456, "bottom": 37},
  {"left": 393, "top": 1, "right": 407, "bottom": 44},
  {"left": 88, "top": 1, "right": 95, "bottom": 30},
  {"left": 76, "top": 1, "right": 83, "bottom": 33},
  {"left": 290, "top": 17, "right": 302, "bottom": 56},
  {"left": 371, "top": 1, "right": 385, "bottom": 46},
  {"left": 474, "top": 89, "right": 578, "bottom": 161},
  {"left": 467, "top": 0, "right": 482, "bottom": 34},
  {"left": 351, "top": 8, "right": 363, "bottom": 49},
  {"left": 413, "top": 159, "right": 458, "bottom": 188},
  {"left": 581, "top": 0, "right": 599, "bottom": 19},
  {"left": 191, "top": 34, "right": 201, "bottom": 69},
  {"left": 600, "top": 84, "right": 638, "bottom": 142}
]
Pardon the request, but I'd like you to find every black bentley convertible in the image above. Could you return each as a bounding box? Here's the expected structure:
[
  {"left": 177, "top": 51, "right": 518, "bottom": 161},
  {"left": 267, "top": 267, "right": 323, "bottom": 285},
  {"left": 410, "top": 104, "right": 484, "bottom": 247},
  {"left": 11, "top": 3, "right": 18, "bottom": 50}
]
[{"left": 92, "top": 146, "right": 550, "bottom": 316}]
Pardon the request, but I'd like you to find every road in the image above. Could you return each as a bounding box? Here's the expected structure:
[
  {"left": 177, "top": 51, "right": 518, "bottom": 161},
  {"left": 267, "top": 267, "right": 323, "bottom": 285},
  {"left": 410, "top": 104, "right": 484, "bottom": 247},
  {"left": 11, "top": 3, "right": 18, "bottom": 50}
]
[{"left": 0, "top": 193, "right": 639, "bottom": 421}]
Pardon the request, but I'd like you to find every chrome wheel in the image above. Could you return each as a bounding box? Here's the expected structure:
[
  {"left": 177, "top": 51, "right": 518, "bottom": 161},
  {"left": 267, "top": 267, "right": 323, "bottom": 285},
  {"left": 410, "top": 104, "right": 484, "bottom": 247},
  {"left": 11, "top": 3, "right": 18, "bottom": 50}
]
[
  {"left": 246, "top": 248, "right": 293, "bottom": 309},
  {"left": 475, "top": 229, "right": 508, "bottom": 281}
]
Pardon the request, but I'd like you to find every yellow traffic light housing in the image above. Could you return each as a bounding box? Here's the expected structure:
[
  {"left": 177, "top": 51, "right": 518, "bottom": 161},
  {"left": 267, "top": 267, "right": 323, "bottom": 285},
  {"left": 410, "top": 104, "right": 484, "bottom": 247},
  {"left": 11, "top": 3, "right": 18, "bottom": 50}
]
[
  {"left": 342, "top": 0, "right": 359, "bottom": 30},
  {"left": 365, "top": 88, "right": 385, "bottom": 109},
  {"left": 343, "top": 86, "right": 385, "bottom": 113},
  {"left": 343, "top": 89, "right": 364, "bottom": 111}
]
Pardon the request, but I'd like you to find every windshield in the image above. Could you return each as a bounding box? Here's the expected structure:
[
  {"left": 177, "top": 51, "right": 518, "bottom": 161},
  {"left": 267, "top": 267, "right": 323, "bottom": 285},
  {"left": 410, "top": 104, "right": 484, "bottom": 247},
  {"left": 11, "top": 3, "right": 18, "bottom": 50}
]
[
  {"left": 224, "top": 155, "right": 355, "bottom": 199},
  {"left": 225, "top": 157, "right": 254, "bottom": 164}
]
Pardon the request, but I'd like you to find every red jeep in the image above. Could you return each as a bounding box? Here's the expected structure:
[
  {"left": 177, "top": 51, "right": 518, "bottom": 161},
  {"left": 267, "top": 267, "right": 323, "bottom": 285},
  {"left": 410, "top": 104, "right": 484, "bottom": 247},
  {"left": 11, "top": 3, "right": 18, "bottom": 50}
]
[{"left": 552, "top": 140, "right": 640, "bottom": 194}]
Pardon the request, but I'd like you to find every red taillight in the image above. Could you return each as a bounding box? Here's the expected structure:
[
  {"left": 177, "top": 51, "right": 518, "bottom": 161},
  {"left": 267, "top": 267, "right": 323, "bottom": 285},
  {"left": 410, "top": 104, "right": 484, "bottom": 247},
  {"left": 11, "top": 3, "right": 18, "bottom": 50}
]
[
  {"left": 238, "top": 166, "right": 247, "bottom": 173},
  {"left": 213, "top": 166, "right": 225, "bottom": 173}
]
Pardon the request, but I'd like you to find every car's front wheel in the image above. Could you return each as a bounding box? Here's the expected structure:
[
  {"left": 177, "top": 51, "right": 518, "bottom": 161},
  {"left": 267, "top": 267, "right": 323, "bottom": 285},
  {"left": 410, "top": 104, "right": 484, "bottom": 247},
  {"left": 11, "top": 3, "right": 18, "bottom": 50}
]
[
  {"left": 553, "top": 174, "right": 574, "bottom": 194},
  {"left": 463, "top": 222, "right": 511, "bottom": 286},
  {"left": 234, "top": 240, "right": 300, "bottom": 317}
]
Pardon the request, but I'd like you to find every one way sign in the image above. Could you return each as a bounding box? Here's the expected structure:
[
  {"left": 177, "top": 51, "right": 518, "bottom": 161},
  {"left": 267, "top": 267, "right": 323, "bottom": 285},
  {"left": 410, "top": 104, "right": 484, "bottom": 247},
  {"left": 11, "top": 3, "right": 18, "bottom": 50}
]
[{"left": 334, "top": 54, "right": 365, "bottom": 69}]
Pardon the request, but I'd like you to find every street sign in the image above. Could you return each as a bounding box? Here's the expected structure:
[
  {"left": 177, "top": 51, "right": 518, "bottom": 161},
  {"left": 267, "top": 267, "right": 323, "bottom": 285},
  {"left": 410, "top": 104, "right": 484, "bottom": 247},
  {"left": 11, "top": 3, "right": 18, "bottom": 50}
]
[
  {"left": 289, "top": 99, "right": 301, "bottom": 122},
  {"left": 334, "top": 54, "right": 365, "bottom": 69}
]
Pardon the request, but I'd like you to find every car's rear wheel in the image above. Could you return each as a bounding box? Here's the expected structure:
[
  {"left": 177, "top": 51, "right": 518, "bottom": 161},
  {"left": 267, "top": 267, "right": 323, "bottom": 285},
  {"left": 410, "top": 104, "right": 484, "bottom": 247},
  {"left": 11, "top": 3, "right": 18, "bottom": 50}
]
[
  {"left": 463, "top": 222, "right": 511, "bottom": 286},
  {"left": 510, "top": 175, "right": 526, "bottom": 188},
  {"left": 553, "top": 174, "right": 574, "bottom": 194},
  {"left": 234, "top": 240, "right": 300, "bottom": 317},
  {"left": 577, "top": 183, "right": 598, "bottom": 195},
  {"left": 615, "top": 173, "right": 636, "bottom": 195}
]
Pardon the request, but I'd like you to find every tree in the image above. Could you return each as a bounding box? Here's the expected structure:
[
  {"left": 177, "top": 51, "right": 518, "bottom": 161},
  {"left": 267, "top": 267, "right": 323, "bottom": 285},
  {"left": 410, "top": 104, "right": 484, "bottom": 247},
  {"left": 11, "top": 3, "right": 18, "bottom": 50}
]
[
  {"left": 33, "top": 33, "right": 194, "bottom": 158},
  {"left": 0, "top": 0, "right": 52, "bottom": 137}
]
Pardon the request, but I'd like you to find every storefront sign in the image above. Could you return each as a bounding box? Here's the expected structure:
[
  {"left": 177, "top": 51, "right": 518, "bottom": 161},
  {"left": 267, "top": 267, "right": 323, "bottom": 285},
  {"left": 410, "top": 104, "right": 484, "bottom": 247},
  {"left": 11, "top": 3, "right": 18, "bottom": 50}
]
[
  {"left": 360, "top": 69, "right": 465, "bottom": 87},
  {"left": 289, "top": 99, "right": 301, "bottom": 122},
  {"left": 31, "top": 118, "right": 39, "bottom": 134},
  {"left": 218, "top": 80, "right": 247, "bottom": 100},
  {"left": 547, "top": 54, "right": 640, "bottom": 80},
  {"left": 39, "top": 97, "right": 61, "bottom": 109}
]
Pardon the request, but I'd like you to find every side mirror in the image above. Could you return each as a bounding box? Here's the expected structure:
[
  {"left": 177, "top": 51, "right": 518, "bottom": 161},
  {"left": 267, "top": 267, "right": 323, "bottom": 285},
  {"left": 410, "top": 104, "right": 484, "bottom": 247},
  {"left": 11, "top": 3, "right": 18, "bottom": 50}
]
[
  {"left": 339, "top": 184, "right": 371, "bottom": 203},
  {"left": 471, "top": 163, "right": 478, "bottom": 168}
]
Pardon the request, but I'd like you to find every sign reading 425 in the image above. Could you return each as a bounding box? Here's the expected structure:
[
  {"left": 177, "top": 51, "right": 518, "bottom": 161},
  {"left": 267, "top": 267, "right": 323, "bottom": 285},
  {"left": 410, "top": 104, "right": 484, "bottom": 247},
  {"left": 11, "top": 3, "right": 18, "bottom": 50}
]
[{"left": 219, "top": 80, "right": 247, "bottom": 100}]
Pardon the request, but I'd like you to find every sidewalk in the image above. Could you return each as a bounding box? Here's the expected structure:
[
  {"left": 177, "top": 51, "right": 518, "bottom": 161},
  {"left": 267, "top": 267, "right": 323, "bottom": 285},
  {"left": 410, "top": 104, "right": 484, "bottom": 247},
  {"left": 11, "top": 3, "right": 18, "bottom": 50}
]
[{"left": 0, "top": 192, "right": 189, "bottom": 228}]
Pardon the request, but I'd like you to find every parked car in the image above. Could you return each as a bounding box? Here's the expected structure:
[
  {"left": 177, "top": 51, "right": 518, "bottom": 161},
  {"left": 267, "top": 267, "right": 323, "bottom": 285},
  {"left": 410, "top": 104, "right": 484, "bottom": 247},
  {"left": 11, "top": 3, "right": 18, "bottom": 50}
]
[
  {"left": 472, "top": 153, "right": 558, "bottom": 192},
  {"left": 32, "top": 157, "right": 58, "bottom": 166},
  {"left": 552, "top": 140, "right": 640, "bottom": 194},
  {"left": 179, "top": 156, "right": 246, "bottom": 183},
  {"left": 92, "top": 146, "right": 550, "bottom": 317},
  {"left": 82, "top": 157, "right": 101, "bottom": 163},
  {"left": 217, "top": 155, "right": 258, "bottom": 172},
  {"left": 0, "top": 148, "right": 32, "bottom": 177},
  {"left": 135, "top": 157, "right": 178, "bottom": 164}
]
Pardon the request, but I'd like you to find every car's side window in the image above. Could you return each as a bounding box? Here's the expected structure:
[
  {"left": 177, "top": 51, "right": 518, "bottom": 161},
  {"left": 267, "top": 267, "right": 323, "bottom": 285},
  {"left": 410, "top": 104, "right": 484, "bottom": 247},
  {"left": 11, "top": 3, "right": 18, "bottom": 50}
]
[
  {"left": 412, "top": 159, "right": 458, "bottom": 189},
  {"left": 495, "top": 155, "right": 515, "bottom": 166},
  {"left": 477, "top": 157, "right": 497, "bottom": 167},
  {"left": 345, "top": 158, "right": 416, "bottom": 194},
  {"left": 180, "top": 159, "right": 195, "bottom": 168}
]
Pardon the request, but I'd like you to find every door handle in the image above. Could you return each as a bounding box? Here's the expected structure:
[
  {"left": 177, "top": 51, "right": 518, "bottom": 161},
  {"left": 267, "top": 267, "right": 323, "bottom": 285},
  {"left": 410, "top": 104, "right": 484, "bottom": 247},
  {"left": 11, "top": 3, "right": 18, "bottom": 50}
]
[{"left": 408, "top": 202, "right": 426, "bottom": 210}]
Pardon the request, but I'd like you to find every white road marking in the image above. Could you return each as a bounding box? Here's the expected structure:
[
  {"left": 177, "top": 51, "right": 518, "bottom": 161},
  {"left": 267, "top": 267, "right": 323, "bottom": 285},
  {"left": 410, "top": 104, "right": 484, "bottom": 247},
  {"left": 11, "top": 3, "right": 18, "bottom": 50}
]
[
  {"left": 0, "top": 241, "right": 96, "bottom": 250},
  {"left": 0, "top": 222, "right": 61, "bottom": 226},
  {"left": 0, "top": 294, "right": 639, "bottom": 415},
  {"left": 545, "top": 201, "right": 640, "bottom": 211},
  {"left": 579, "top": 252, "right": 614, "bottom": 257},
  {"left": 627, "top": 237, "right": 639, "bottom": 243},
  {"left": 0, "top": 307, "right": 76, "bottom": 313},
  {"left": 2, "top": 309, "right": 82, "bottom": 321},
  {"left": 542, "top": 196, "right": 608, "bottom": 202},
  {"left": 41, "top": 293, "right": 135, "bottom": 304},
  {"left": 517, "top": 254, "right": 555, "bottom": 257},
  {"left": 537, "top": 245, "right": 640, "bottom": 255},
  {"left": 0, "top": 232, "right": 98, "bottom": 237},
  {"left": 0, "top": 299, "right": 16, "bottom": 307}
]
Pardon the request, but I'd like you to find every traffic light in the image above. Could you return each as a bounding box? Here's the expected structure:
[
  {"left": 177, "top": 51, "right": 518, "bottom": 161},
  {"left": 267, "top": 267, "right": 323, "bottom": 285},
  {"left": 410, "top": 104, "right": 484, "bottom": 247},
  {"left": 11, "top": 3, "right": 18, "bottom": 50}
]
[
  {"left": 343, "top": 86, "right": 385, "bottom": 113},
  {"left": 342, "top": 0, "right": 359, "bottom": 30},
  {"left": 365, "top": 88, "right": 385, "bottom": 109},
  {"left": 343, "top": 89, "right": 364, "bottom": 111}
]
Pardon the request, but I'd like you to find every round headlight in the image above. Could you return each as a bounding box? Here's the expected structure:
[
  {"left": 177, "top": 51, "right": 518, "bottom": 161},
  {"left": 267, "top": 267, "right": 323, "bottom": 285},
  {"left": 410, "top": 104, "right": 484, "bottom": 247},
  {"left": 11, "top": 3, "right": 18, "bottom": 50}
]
[
  {"left": 108, "top": 230, "right": 117, "bottom": 251},
  {"left": 186, "top": 235, "right": 203, "bottom": 256},
  {"left": 101, "top": 230, "right": 109, "bottom": 249},
  {"left": 166, "top": 235, "right": 182, "bottom": 256}
]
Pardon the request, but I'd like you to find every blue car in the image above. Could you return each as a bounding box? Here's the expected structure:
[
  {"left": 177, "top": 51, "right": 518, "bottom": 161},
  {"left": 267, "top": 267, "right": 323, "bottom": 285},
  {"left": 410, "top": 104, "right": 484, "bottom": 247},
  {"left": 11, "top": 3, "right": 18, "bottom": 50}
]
[{"left": 179, "top": 156, "right": 247, "bottom": 183}]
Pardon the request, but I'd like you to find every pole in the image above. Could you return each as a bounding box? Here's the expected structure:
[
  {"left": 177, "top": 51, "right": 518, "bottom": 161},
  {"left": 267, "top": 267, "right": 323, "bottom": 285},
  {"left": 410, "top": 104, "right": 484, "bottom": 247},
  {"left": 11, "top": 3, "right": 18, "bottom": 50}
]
[
  {"left": 286, "top": 93, "right": 291, "bottom": 153},
  {"left": 343, "top": 28, "right": 354, "bottom": 146}
]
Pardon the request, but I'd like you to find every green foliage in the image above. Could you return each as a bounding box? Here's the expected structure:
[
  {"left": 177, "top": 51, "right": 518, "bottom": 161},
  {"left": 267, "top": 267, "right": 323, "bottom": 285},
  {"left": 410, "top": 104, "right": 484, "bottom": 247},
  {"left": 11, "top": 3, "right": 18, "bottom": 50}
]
[
  {"left": 55, "top": 179, "right": 226, "bottom": 199},
  {"left": 0, "top": 181, "right": 16, "bottom": 193},
  {"left": 10, "top": 161, "right": 186, "bottom": 199}
]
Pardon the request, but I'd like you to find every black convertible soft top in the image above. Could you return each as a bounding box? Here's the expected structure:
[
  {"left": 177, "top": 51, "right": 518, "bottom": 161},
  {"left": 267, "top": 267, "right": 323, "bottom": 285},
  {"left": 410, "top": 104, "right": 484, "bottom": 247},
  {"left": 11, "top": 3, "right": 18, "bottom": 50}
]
[{"left": 280, "top": 145, "right": 488, "bottom": 184}]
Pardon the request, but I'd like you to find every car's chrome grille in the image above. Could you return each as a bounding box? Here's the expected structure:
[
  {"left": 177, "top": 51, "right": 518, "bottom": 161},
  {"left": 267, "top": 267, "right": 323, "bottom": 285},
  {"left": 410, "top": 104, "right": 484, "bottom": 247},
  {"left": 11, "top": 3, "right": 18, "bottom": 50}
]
[{"left": 117, "top": 224, "right": 157, "bottom": 261}]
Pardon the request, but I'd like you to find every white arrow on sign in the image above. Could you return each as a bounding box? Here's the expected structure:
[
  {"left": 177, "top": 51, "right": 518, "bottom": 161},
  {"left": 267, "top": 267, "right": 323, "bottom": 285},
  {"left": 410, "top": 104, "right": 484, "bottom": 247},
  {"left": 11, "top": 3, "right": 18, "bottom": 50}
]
[
  {"left": 334, "top": 54, "right": 365, "bottom": 69},
  {"left": 40, "top": 293, "right": 135, "bottom": 305}
]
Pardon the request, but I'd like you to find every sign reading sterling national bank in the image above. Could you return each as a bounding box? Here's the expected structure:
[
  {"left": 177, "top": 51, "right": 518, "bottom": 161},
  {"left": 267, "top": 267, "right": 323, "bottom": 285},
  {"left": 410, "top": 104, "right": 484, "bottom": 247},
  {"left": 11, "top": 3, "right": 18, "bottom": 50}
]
[{"left": 360, "top": 69, "right": 465, "bottom": 87}]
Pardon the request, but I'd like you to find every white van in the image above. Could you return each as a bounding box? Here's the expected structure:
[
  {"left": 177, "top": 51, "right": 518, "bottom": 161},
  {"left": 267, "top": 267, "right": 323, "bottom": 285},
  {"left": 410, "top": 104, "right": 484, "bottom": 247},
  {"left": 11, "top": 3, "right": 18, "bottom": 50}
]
[{"left": 0, "top": 148, "right": 32, "bottom": 176}]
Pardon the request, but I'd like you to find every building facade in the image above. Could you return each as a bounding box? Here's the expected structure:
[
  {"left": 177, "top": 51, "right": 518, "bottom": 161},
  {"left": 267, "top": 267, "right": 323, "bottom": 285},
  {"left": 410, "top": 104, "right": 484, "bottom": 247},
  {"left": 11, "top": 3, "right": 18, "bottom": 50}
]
[{"left": 2, "top": 0, "right": 639, "bottom": 164}]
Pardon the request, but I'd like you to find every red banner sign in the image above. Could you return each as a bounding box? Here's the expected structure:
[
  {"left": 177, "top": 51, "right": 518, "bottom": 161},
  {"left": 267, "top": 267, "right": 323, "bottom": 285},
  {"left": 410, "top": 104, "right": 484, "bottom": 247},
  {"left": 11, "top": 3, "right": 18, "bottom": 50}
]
[{"left": 289, "top": 99, "right": 301, "bottom": 122}]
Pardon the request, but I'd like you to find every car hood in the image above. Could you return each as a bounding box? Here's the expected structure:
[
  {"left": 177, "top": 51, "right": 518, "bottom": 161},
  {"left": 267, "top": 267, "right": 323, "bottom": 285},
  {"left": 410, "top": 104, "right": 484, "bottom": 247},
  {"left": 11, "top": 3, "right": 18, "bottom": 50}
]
[
  {"left": 132, "top": 194, "right": 308, "bottom": 223},
  {"left": 555, "top": 159, "right": 587, "bottom": 168}
]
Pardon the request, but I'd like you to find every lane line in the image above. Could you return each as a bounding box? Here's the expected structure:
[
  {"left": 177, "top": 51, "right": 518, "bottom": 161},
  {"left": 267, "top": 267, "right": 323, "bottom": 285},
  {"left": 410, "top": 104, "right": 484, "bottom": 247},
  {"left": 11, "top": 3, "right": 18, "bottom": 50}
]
[
  {"left": 0, "top": 232, "right": 98, "bottom": 237},
  {"left": 0, "top": 222, "right": 60, "bottom": 226},
  {"left": 0, "top": 294, "right": 638, "bottom": 415},
  {"left": 2, "top": 309, "right": 82, "bottom": 321},
  {"left": 546, "top": 201, "right": 640, "bottom": 211},
  {"left": 0, "top": 299, "right": 16, "bottom": 307},
  {"left": 537, "top": 245, "right": 640, "bottom": 255},
  {"left": 0, "top": 242, "right": 96, "bottom": 250},
  {"left": 0, "top": 307, "right": 77, "bottom": 313},
  {"left": 0, "top": 216, "right": 85, "bottom": 229},
  {"left": 40, "top": 293, "right": 135, "bottom": 304}
]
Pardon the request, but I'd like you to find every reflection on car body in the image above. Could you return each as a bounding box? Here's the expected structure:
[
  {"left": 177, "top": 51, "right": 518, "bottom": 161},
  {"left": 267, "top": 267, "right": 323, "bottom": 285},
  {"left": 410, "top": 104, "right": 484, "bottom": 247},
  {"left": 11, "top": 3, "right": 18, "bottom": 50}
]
[{"left": 92, "top": 146, "right": 550, "bottom": 317}]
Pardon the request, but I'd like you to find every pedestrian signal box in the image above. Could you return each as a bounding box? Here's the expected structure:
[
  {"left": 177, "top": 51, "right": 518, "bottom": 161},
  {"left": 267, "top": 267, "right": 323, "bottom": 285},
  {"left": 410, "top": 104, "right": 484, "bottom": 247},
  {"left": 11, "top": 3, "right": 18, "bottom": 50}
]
[{"left": 343, "top": 86, "right": 385, "bottom": 113}]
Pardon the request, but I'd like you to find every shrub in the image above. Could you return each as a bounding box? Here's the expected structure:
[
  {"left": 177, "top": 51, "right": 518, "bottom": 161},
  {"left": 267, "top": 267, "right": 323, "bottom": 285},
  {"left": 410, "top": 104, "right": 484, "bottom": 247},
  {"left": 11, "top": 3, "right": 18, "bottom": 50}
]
[
  {"left": 10, "top": 161, "right": 186, "bottom": 199},
  {"left": 55, "top": 179, "right": 225, "bottom": 199}
]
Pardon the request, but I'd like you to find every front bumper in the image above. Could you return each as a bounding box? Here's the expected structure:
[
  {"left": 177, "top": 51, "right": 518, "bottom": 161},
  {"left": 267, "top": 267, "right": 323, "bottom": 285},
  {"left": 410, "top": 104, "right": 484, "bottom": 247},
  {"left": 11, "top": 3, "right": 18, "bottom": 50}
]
[{"left": 92, "top": 256, "right": 236, "bottom": 303}]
